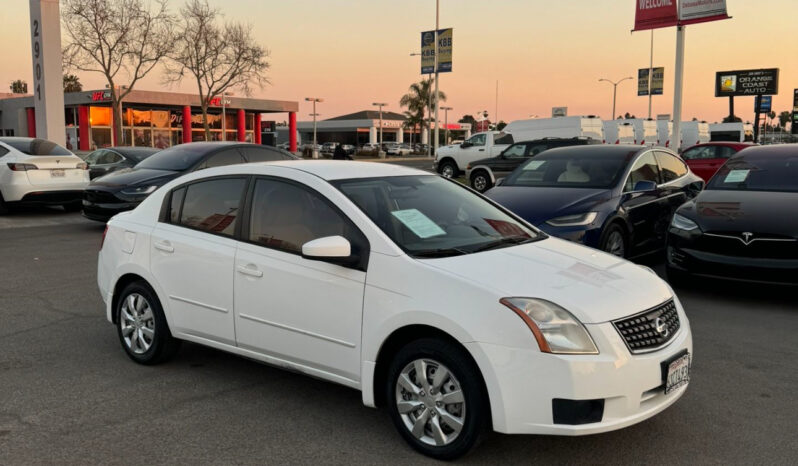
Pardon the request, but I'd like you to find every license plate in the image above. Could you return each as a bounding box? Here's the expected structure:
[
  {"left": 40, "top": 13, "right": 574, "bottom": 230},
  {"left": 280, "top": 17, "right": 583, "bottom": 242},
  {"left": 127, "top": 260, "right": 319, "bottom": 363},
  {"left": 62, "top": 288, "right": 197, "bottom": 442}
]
[
  {"left": 663, "top": 352, "right": 690, "bottom": 394},
  {"left": 50, "top": 169, "right": 65, "bottom": 178}
]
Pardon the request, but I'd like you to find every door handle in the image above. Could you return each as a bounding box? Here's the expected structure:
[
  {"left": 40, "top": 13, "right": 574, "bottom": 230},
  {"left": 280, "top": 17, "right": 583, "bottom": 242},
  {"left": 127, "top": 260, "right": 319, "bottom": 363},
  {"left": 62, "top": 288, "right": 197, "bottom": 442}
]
[
  {"left": 236, "top": 264, "right": 263, "bottom": 278},
  {"left": 478, "top": 149, "right": 485, "bottom": 151},
  {"left": 154, "top": 240, "right": 174, "bottom": 253}
]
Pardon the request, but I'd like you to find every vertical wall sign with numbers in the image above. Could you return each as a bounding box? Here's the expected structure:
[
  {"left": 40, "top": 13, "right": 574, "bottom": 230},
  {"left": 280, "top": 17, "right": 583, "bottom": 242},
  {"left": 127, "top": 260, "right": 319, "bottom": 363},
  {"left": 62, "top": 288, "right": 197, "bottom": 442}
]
[{"left": 28, "top": 0, "right": 66, "bottom": 145}]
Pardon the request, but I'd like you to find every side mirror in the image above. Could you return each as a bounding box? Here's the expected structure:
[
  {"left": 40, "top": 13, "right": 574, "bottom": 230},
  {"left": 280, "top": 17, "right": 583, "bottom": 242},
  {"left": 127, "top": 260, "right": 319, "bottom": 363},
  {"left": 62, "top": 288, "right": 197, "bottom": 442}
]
[
  {"left": 495, "top": 178, "right": 505, "bottom": 186},
  {"left": 302, "top": 235, "right": 352, "bottom": 260},
  {"left": 460, "top": 142, "right": 472, "bottom": 148},
  {"left": 688, "top": 180, "right": 705, "bottom": 197},
  {"left": 633, "top": 180, "right": 657, "bottom": 192}
]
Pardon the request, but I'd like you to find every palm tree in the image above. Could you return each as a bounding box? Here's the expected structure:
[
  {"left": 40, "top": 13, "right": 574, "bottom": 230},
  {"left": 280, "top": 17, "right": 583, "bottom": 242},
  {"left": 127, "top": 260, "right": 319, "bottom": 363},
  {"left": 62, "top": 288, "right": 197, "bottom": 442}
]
[
  {"left": 778, "top": 111, "right": 791, "bottom": 130},
  {"left": 403, "top": 110, "right": 423, "bottom": 150},
  {"left": 9, "top": 80, "right": 27, "bottom": 94},
  {"left": 399, "top": 78, "right": 446, "bottom": 147},
  {"left": 63, "top": 74, "right": 83, "bottom": 93}
]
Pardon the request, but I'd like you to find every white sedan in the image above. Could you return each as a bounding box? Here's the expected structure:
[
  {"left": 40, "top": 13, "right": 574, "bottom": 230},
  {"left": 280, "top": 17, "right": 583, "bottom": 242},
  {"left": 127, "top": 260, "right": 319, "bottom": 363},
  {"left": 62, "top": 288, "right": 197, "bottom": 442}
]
[
  {"left": 0, "top": 137, "right": 90, "bottom": 213},
  {"left": 97, "top": 161, "right": 692, "bottom": 459}
]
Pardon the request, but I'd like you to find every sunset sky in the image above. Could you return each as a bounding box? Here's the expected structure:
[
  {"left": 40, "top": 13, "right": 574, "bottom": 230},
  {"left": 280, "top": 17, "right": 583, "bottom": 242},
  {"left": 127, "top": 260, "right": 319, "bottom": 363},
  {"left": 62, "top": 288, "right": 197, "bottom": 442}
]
[{"left": 2, "top": 0, "right": 796, "bottom": 124}]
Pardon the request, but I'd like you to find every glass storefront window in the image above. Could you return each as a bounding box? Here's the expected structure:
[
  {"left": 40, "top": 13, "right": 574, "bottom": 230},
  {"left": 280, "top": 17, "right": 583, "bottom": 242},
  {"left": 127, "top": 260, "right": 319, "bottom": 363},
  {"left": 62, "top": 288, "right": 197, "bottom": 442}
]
[
  {"left": 91, "top": 128, "right": 112, "bottom": 149},
  {"left": 171, "top": 130, "right": 183, "bottom": 146},
  {"left": 191, "top": 130, "right": 206, "bottom": 142},
  {"left": 89, "top": 106, "right": 112, "bottom": 127},
  {"left": 133, "top": 128, "right": 152, "bottom": 146},
  {"left": 246, "top": 114, "right": 254, "bottom": 131},
  {"left": 131, "top": 109, "right": 152, "bottom": 127},
  {"left": 170, "top": 112, "right": 183, "bottom": 128},
  {"left": 153, "top": 130, "right": 171, "bottom": 149},
  {"left": 152, "top": 110, "right": 169, "bottom": 128},
  {"left": 224, "top": 113, "right": 236, "bottom": 131}
]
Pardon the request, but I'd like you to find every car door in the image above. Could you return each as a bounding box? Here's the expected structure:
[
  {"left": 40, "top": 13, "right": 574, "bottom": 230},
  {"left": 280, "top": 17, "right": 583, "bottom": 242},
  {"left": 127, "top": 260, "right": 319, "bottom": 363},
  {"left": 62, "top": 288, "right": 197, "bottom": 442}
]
[
  {"left": 150, "top": 176, "right": 249, "bottom": 345},
  {"left": 681, "top": 145, "right": 725, "bottom": 182},
  {"left": 458, "top": 133, "right": 487, "bottom": 167},
  {"left": 654, "top": 151, "right": 691, "bottom": 242},
  {"left": 492, "top": 143, "right": 527, "bottom": 178},
  {"left": 620, "top": 151, "right": 666, "bottom": 255},
  {"left": 87, "top": 150, "right": 124, "bottom": 179},
  {"left": 233, "top": 177, "right": 368, "bottom": 382}
]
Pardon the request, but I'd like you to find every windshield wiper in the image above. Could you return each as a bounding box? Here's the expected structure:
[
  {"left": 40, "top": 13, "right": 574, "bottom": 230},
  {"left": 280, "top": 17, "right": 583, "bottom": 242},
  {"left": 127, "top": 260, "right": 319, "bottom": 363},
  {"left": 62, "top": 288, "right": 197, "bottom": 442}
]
[
  {"left": 471, "top": 236, "right": 535, "bottom": 253},
  {"left": 412, "top": 247, "right": 469, "bottom": 258}
]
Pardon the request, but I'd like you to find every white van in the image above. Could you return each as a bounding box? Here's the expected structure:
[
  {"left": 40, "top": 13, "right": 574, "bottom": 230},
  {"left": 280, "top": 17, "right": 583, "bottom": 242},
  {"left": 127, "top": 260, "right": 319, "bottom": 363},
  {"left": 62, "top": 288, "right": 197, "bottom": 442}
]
[
  {"left": 603, "top": 120, "right": 636, "bottom": 145},
  {"left": 709, "top": 122, "right": 755, "bottom": 142},
  {"left": 657, "top": 121, "right": 673, "bottom": 147},
  {"left": 623, "top": 119, "right": 659, "bottom": 146},
  {"left": 503, "top": 116, "right": 604, "bottom": 143},
  {"left": 678, "top": 121, "right": 711, "bottom": 148}
]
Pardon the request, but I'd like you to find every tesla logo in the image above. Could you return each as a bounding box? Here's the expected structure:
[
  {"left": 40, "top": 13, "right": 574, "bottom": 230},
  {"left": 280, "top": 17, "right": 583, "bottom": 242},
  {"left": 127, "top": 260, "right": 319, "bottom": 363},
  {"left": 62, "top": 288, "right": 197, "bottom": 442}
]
[
  {"left": 653, "top": 317, "right": 669, "bottom": 337},
  {"left": 741, "top": 232, "right": 754, "bottom": 245}
]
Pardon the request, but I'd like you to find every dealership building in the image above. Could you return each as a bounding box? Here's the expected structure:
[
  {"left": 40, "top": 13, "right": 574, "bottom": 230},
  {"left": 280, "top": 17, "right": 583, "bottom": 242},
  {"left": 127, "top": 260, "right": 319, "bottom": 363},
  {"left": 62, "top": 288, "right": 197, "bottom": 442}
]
[
  {"left": 288, "top": 110, "right": 472, "bottom": 146},
  {"left": 0, "top": 89, "right": 299, "bottom": 151}
]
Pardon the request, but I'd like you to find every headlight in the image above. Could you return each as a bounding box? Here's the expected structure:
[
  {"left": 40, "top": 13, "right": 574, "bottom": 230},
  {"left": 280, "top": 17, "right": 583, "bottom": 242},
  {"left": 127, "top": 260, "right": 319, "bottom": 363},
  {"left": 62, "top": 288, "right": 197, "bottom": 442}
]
[
  {"left": 120, "top": 185, "right": 159, "bottom": 196},
  {"left": 546, "top": 212, "right": 598, "bottom": 227},
  {"left": 671, "top": 213, "right": 700, "bottom": 231},
  {"left": 500, "top": 298, "right": 598, "bottom": 354}
]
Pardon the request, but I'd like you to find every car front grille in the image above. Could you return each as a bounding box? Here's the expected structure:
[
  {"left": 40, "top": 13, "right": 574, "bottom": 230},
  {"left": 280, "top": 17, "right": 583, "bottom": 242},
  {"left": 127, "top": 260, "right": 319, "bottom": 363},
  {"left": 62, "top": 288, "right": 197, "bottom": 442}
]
[
  {"left": 698, "top": 231, "right": 798, "bottom": 259},
  {"left": 612, "top": 300, "right": 680, "bottom": 354},
  {"left": 83, "top": 189, "right": 122, "bottom": 204}
]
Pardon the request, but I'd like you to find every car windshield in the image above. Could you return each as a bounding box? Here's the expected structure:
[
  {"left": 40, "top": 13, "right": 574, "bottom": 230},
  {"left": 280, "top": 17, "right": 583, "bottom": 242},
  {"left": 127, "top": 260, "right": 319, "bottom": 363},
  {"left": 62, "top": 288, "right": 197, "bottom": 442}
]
[
  {"left": 707, "top": 154, "right": 798, "bottom": 193},
  {"left": 135, "top": 145, "right": 208, "bottom": 171},
  {"left": 1, "top": 138, "right": 72, "bottom": 156},
  {"left": 502, "top": 149, "right": 632, "bottom": 189},
  {"left": 333, "top": 175, "right": 543, "bottom": 257}
]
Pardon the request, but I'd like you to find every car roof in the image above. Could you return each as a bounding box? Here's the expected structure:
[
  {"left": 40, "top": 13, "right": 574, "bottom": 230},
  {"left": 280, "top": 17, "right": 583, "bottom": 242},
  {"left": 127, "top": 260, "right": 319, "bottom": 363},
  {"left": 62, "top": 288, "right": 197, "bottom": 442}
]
[
  {"left": 207, "top": 160, "right": 429, "bottom": 181},
  {"left": 104, "top": 146, "right": 160, "bottom": 155},
  {"left": 536, "top": 144, "right": 650, "bottom": 158},
  {"left": 685, "top": 142, "right": 754, "bottom": 149},
  {"left": 732, "top": 144, "right": 798, "bottom": 159}
]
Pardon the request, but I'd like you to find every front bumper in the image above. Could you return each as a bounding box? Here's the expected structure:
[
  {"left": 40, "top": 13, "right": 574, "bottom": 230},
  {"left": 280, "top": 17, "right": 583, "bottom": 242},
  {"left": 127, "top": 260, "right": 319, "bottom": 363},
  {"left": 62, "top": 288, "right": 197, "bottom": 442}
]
[
  {"left": 537, "top": 223, "right": 603, "bottom": 249},
  {"left": 82, "top": 189, "right": 141, "bottom": 222},
  {"left": 466, "top": 305, "right": 692, "bottom": 435},
  {"left": 667, "top": 231, "right": 798, "bottom": 285}
]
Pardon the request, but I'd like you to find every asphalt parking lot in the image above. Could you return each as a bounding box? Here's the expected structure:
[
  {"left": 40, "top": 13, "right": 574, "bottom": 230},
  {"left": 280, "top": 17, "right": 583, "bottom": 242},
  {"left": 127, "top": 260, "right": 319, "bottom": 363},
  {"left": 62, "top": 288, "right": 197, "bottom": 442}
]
[{"left": 1, "top": 206, "right": 796, "bottom": 465}]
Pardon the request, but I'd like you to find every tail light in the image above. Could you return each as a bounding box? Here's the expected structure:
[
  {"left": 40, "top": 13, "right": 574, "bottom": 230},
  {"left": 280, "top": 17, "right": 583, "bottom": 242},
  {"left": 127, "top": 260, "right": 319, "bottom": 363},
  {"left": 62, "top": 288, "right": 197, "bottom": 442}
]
[
  {"left": 100, "top": 225, "right": 108, "bottom": 250},
  {"left": 7, "top": 163, "right": 38, "bottom": 171},
  {"left": 76, "top": 162, "right": 88, "bottom": 170}
]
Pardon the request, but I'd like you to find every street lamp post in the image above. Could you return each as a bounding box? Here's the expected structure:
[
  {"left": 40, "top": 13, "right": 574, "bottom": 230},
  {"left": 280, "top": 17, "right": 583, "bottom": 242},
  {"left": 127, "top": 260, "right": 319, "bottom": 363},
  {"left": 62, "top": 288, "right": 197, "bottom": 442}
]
[
  {"left": 441, "top": 106, "right": 452, "bottom": 144},
  {"left": 305, "top": 97, "right": 323, "bottom": 159},
  {"left": 221, "top": 92, "right": 230, "bottom": 141},
  {"left": 372, "top": 102, "right": 387, "bottom": 158},
  {"left": 598, "top": 77, "right": 633, "bottom": 120}
]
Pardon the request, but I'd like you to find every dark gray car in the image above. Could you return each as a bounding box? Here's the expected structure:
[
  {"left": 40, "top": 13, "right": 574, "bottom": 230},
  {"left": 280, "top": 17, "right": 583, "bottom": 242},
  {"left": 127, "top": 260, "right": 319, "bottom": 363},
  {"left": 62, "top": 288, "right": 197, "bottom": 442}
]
[{"left": 84, "top": 147, "right": 159, "bottom": 179}]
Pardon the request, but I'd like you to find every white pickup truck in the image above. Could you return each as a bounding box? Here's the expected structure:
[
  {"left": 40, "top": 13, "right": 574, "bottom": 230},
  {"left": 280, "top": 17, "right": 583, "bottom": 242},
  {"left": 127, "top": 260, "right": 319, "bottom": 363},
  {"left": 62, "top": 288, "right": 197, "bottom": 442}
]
[{"left": 433, "top": 131, "right": 513, "bottom": 178}]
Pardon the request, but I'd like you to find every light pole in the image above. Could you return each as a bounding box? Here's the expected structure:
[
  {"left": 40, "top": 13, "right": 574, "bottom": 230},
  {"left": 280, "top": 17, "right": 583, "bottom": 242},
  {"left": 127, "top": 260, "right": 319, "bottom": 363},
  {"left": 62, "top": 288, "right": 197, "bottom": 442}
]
[
  {"left": 441, "top": 106, "right": 452, "bottom": 144},
  {"left": 305, "top": 97, "right": 323, "bottom": 158},
  {"left": 599, "top": 77, "right": 633, "bottom": 120},
  {"left": 372, "top": 102, "right": 387, "bottom": 158},
  {"left": 433, "top": 0, "right": 440, "bottom": 157},
  {"left": 221, "top": 92, "right": 231, "bottom": 141}
]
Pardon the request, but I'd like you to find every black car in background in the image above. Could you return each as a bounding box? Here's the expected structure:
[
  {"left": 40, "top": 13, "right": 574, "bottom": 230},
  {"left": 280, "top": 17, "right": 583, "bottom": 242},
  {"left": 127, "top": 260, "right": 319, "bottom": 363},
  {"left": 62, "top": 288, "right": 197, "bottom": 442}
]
[
  {"left": 465, "top": 137, "right": 601, "bottom": 192},
  {"left": 667, "top": 145, "right": 798, "bottom": 285},
  {"left": 84, "top": 147, "right": 159, "bottom": 179},
  {"left": 82, "top": 142, "right": 296, "bottom": 222}
]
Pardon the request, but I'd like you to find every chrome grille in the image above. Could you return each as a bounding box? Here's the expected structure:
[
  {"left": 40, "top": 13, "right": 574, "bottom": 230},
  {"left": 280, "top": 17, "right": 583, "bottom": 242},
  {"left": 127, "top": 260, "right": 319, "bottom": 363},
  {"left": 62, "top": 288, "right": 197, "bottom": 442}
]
[{"left": 612, "top": 300, "right": 680, "bottom": 354}]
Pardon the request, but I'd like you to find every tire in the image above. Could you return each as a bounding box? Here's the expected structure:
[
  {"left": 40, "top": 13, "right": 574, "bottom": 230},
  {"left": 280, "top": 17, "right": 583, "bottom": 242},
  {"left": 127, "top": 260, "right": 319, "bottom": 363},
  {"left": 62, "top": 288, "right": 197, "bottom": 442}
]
[
  {"left": 386, "top": 338, "right": 487, "bottom": 460},
  {"left": 62, "top": 201, "right": 82, "bottom": 212},
  {"left": 470, "top": 170, "right": 493, "bottom": 193},
  {"left": 600, "top": 223, "right": 628, "bottom": 258},
  {"left": 115, "top": 281, "right": 180, "bottom": 365},
  {"left": 438, "top": 160, "right": 457, "bottom": 179}
]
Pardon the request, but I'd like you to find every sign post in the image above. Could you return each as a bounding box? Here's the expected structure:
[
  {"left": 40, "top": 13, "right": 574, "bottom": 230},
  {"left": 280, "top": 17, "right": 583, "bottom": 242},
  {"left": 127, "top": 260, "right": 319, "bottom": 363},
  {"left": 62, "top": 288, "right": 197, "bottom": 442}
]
[
  {"left": 421, "top": 18, "right": 452, "bottom": 157},
  {"left": 792, "top": 89, "right": 798, "bottom": 135},
  {"left": 28, "top": 0, "right": 66, "bottom": 145}
]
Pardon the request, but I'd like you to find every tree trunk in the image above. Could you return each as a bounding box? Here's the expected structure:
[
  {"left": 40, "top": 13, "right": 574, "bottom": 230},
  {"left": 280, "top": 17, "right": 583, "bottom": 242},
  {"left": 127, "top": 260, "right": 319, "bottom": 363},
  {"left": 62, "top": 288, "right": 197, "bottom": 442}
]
[
  {"left": 201, "top": 103, "right": 210, "bottom": 141},
  {"left": 109, "top": 84, "right": 122, "bottom": 147}
]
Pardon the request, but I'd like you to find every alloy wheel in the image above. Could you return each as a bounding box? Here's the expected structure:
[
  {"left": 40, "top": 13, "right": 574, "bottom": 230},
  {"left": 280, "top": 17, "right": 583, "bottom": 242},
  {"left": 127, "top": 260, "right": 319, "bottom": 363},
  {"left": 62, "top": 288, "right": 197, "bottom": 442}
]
[
  {"left": 604, "top": 230, "right": 626, "bottom": 257},
  {"left": 120, "top": 293, "right": 156, "bottom": 354},
  {"left": 473, "top": 175, "right": 488, "bottom": 192},
  {"left": 395, "top": 359, "right": 466, "bottom": 447},
  {"left": 441, "top": 165, "right": 455, "bottom": 178}
]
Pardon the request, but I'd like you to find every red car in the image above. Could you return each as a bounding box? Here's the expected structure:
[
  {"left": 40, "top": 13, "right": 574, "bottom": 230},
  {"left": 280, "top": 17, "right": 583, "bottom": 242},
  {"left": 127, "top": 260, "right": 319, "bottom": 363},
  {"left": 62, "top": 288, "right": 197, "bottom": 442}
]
[{"left": 680, "top": 142, "right": 755, "bottom": 182}]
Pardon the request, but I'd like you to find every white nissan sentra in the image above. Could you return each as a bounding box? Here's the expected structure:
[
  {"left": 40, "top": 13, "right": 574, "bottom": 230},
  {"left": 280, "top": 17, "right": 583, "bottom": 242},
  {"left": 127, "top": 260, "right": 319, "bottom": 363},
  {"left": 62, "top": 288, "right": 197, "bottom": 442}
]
[{"left": 97, "top": 160, "right": 691, "bottom": 459}]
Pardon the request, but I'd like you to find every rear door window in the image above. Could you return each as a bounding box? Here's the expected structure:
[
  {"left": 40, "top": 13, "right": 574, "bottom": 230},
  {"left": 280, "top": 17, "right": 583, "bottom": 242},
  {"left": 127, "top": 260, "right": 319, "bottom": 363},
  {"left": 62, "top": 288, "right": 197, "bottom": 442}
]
[
  {"left": 655, "top": 151, "right": 688, "bottom": 183},
  {"left": 178, "top": 178, "right": 247, "bottom": 237},
  {"left": 195, "top": 149, "right": 245, "bottom": 170},
  {"left": 239, "top": 146, "right": 291, "bottom": 163},
  {"left": 502, "top": 144, "right": 526, "bottom": 158}
]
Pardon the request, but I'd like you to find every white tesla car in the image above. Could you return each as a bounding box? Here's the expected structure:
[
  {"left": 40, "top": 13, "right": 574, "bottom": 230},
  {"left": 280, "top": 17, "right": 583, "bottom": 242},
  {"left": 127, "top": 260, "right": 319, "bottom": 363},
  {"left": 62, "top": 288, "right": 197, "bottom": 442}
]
[
  {"left": 97, "top": 161, "right": 692, "bottom": 459},
  {"left": 0, "top": 137, "right": 90, "bottom": 213}
]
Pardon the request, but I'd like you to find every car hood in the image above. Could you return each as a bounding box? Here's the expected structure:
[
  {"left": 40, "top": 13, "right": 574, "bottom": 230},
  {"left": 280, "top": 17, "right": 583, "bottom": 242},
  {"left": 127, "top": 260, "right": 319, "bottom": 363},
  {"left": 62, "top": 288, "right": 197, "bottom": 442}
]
[
  {"left": 679, "top": 189, "right": 798, "bottom": 237},
  {"left": 90, "top": 168, "right": 180, "bottom": 188},
  {"left": 421, "top": 237, "right": 673, "bottom": 324},
  {"left": 485, "top": 186, "right": 614, "bottom": 225}
]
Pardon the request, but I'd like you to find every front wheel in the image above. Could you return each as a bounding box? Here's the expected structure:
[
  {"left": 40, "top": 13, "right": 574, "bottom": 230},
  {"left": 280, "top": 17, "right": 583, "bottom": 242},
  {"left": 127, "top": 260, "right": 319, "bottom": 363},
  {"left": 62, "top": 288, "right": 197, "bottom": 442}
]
[
  {"left": 438, "top": 160, "right": 457, "bottom": 179},
  {"left": 600, "top": 223, "right": 628, "bottom": 258},
  {"left": 116, "top": 281, "right": 180, "bottom": 365},
  {"left": 386, "top": 338, "right": 487, "bottom": 460},
  {"left": 470, "top": 170, "right": 493, "bottom": 193}
]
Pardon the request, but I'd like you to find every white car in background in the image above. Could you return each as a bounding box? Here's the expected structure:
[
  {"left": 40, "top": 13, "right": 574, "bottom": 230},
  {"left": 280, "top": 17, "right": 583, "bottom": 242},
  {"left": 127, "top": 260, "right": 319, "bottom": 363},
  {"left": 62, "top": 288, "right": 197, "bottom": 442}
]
[
  {"left": 98, "top": 161, "right": 692, "bottom": 459},
  {"left": 0, "top": 137, "right": 90, "bottom": 214}
]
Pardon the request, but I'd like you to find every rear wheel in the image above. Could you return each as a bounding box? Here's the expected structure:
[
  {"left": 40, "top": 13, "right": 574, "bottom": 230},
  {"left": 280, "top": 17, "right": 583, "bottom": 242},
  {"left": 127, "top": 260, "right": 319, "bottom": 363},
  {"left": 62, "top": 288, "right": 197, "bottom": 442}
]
[
  {"left": 386, "top": 338, "right": 487, "bottom": 460},
  {"left": 600, "top": 223, "right": 627, "bottom": 258},
  {"left": 438, "top": 160, "right": 457, "bottom": 179},
  {"left": 470, "top": 170, "right": 493, "bottom": 193},
  {"left": 116, "top": 281, "right": 180, "bottom": 365}
]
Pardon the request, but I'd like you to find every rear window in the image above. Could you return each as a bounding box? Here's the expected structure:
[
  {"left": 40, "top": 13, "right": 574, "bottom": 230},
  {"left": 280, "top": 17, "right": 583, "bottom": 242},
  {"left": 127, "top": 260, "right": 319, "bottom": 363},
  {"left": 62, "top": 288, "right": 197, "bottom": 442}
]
[{"left": 1, "top": 138, "right": 71, "bottom": 156}]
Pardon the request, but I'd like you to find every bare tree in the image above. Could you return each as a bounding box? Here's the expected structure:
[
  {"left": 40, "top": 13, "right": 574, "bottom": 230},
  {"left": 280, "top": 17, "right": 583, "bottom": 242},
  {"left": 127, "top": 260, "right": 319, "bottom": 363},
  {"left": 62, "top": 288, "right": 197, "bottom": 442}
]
[
  {"left": 62, "top": 0, "right": 174, "bottom": 145},
  {"left": 165, "top": 0, "right": 270, "bottom": 141},
  {"left": 10, "top": 80, "right": 28, "bottom": 94}
]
